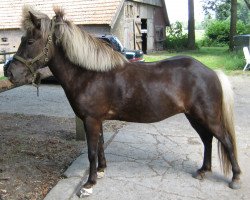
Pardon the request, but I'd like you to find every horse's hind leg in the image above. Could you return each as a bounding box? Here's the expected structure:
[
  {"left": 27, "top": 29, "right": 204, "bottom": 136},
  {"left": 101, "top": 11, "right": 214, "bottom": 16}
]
[
  {"left": 186, "top": 114, "right": 241, "bottom": 189},
  {"left": 97, "top": 125, "right": 107, "bottom": 179},
  {"left": 185, "top": 114, "right": 213, "bottom": 180},
  {"left": 215, "top": 130, "right": 241, "bottom": 189}
]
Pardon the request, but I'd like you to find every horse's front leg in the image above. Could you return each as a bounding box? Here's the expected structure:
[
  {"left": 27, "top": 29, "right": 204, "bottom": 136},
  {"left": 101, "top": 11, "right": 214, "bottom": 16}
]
[
  {"left": 79, "top": 117, "right": 101, "bottom": 197},
  {"left": 97, "top": 125, "right": 107, "bottom": 179}
]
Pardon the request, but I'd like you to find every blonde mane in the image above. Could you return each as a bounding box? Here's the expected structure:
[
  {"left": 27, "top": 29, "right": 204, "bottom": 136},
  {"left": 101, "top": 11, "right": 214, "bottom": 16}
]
[{"left": 22, "top": 6, "right": 128, "bottom": 71}]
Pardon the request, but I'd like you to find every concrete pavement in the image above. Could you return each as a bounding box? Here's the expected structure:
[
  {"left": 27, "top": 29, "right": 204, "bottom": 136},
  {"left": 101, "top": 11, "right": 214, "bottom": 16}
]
[{"left": 0, "top": 84, "right": 74, "bottom": 118}]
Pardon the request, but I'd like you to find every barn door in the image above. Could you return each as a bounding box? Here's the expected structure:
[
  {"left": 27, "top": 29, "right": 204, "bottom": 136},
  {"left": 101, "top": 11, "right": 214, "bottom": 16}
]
[{"left": 134, "top": 18, "right": 142, "bottom": 50}]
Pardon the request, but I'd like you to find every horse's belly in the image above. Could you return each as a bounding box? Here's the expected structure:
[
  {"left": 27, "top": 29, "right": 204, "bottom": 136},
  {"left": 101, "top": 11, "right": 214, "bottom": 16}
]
[{"left": 117, "top": 103, "right": 183, "bottom": 123}]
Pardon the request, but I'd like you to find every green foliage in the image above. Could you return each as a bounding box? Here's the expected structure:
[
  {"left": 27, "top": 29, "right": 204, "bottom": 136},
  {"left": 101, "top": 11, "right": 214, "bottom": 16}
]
[
  {"left": 202, "top": 0, "right": 250, "bottom": 24},
  {"left": 246, "top": 24, "right": 250, "bottom": 33},
  {"left": 201, "top": 20, "right": 249, "bottom": 47},
  {"left": 216, "top": 0, "right": 231, "bottom": 20},
  {"left": 144, "top": 47, "right": 245, "bottom": 71},
  {"left": 238, "top": 0, "right": 250, "bottom": 24},
  {"left": 165, "top": 22, "right": 189, "bottom": 51},
  {"left": 202, "top": 0, "right": 230, "bottom": 20}
]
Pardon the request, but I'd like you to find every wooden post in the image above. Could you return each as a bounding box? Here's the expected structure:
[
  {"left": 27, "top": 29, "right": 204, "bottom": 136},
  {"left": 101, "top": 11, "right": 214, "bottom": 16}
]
[{"left": 75, "top": 116, "right": 86, "bottom": 141}]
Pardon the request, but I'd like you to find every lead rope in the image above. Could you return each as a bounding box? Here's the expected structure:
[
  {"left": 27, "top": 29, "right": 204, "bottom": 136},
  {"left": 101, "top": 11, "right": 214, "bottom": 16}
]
[
  {"left": 36, "top": 84, "right": 40, "bottom": 97},
  {"left": 32, "top": 73, "right": 41, "bottom": 97},
  {"left": 32, "top": 19, "right": 55, "bottom": 97}
]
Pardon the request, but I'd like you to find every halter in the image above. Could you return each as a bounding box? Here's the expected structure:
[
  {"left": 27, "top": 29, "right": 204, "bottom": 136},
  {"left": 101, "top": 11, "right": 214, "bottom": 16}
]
[
  {"left": 13, "top": 18, "right": 55, "bottom": 95},
  {"left": 13, "top": 35, "right": 52, "bottom": 75},
  {"left": 14, "top": 17, "right": 55, "bottom": 74}
]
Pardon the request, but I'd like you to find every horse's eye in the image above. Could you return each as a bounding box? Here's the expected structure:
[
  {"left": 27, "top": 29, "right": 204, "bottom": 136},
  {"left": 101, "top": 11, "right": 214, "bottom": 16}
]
[{"left": 27, "top": 39, "right": 35, "bottom": 45}]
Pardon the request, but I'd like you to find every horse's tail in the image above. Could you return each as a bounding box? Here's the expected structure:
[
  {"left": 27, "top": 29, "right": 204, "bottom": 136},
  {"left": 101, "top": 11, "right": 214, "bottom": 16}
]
[{"left": 215, "top": 70, "right": 237, "bottom": 176}]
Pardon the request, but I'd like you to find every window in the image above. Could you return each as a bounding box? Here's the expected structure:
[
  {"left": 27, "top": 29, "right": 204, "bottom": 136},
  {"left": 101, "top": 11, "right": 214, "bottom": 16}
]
[
  {"left": 125, "top": 3, "right": 134, "bottom": 18},
  {"left": 1, "top": 37, "right": 8, "bottom": 42},
  {"left": 155, "top": 26, "right": 164, "bottom": 42}
]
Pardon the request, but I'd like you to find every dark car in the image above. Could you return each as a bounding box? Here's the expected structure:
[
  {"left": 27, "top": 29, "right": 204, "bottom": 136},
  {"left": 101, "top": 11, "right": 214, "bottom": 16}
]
[
  {"left": 3, "top": 57, "right": 13, "bottom": 77},
  {"left": 97, "top": 35, "right": 144, "bottom": 62}
]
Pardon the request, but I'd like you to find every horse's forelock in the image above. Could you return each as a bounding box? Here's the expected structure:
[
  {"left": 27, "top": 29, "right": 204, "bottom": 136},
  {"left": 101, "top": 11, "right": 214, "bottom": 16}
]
[{"left": 21, "top": 5, "right": 50, "bottom": 38}]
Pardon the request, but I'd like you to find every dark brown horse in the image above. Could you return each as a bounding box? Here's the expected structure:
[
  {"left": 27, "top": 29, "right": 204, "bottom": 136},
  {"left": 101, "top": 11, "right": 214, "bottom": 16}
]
[{"left": 7, "top": 6, "right": 241, "bottom": 197}]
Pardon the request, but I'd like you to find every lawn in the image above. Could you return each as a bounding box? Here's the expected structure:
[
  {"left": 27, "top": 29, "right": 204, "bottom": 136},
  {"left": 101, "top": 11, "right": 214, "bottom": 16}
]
[
  {"left": 144, "top": 47, "right": 245, "bottom": 71},
  {"left": 0, "top": 76, "right": 6, "bottom": 80}
]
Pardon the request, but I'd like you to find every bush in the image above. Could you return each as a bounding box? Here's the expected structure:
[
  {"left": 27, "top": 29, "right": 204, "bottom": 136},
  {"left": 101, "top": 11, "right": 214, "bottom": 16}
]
[
  {"left": 201, "top": 20, "right": 249, "bottom": 47},
  {"left": 165, "top": 22, "right": 189, "bottom": 51}
]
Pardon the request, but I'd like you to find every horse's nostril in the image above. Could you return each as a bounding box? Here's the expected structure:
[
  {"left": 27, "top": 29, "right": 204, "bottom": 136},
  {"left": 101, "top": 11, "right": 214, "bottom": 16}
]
[{"left": 7, "top": 70, "right": 13, "bottom": 78}]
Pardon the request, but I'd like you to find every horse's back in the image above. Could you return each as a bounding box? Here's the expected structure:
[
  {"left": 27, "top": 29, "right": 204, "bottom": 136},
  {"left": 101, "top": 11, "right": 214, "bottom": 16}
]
[
  {"left": 127, "top": 56, "right": 219, "bottom": 89},
  {"left": 111, "top": 56, "right": 221, "bottom": 123}
]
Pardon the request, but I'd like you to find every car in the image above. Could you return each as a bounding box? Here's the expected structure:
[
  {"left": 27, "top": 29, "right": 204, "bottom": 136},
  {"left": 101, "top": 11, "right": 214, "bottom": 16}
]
[
  {"left": 3, "top": 56, "right": 13, "bottom": 77},
  {"left": 97, "top": 35, "right": 144, "bottom": 62}
]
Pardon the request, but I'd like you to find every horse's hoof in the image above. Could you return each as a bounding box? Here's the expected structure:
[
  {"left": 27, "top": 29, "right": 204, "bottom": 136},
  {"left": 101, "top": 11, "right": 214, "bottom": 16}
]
[
  {"left": 97, "top": 171, "right": 105, "bottom": 179},
  {"left": 77, "top": 187, "right": 93, "bottom": 198},
  {"left": 229, "top": 180, "right": 241, "bottom": 190},
  {"left": 192, "top": 171, "right": 205, "bottom": 180}
]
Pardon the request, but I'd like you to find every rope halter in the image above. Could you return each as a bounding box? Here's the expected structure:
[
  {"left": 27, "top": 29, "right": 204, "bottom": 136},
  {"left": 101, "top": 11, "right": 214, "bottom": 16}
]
[{"left": 13, "top": 18, "right": 56, "bottom": 95}]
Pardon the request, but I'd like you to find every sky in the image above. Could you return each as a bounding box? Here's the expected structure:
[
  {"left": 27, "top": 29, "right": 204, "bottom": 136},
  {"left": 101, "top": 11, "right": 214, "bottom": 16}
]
[{"left": 165, "top": 0, "right": 204, "bottom": 23}]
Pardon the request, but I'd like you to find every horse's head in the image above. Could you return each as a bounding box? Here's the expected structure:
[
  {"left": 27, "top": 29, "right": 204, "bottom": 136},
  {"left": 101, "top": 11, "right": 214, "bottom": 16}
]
[{"left": 7, "top": 6, "right": 57, "bottom": 85}]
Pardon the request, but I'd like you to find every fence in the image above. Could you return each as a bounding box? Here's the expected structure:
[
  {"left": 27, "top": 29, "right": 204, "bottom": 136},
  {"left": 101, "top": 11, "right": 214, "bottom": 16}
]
[
  {"left": 234, "top": 34, "right": 250, "bottom": 51},
  {"left": 0, "top": 51, "right": 16, "bottom": 64}
]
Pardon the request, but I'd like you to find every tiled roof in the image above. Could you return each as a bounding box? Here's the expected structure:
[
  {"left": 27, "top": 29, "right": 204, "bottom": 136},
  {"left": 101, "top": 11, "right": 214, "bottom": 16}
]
[{"left": 0, "top": 0, "right": 123, "bottom": 29}]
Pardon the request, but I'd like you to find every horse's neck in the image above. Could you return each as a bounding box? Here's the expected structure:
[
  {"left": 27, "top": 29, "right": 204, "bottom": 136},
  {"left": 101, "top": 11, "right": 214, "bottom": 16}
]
[{"left": 48, "top": 48, "right": 80, "bottom": 88}]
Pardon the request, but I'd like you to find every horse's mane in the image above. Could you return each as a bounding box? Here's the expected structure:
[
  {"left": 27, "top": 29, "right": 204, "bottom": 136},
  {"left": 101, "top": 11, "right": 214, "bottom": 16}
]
[{"left": 22, "top": 6, "right": 128, "bottom": 71}]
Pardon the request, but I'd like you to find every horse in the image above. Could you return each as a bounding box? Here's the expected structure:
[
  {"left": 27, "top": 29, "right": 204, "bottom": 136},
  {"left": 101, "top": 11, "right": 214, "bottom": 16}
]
[{"left": 7, "top": 6, "right": 241, "bottom": 197}]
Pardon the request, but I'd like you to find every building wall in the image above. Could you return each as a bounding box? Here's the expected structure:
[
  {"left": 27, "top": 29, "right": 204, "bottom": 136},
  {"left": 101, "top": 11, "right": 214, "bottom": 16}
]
[
  {"left": 79, "top": 25, "right": 111, "bottom": 36},
  {"left": 138, "top": 3, "right": 155, "bottom": 52},
  {"left": 154, "top": 6, "right": 166, "bottom": 50},
  {"left": 111, "top": 4, "right": 126, "bottom": 47},
  {"left": 112, "top": 2, "right": 135, "bottom": 50},
  {"left": 0, "top": 29, "right": 22, "bottom": 62},
  {"left": 117, "top": 1, "right": 166, "bottom": 53}
]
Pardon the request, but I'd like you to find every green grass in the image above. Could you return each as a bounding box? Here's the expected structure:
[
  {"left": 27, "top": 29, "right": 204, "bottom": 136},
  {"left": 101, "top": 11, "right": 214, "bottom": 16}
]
[
  {"left": 144, "top": 47, "right": 245, "bottom": 71},
  {"left": 0, "top": 76, "right": 7, "bottom": 80}
]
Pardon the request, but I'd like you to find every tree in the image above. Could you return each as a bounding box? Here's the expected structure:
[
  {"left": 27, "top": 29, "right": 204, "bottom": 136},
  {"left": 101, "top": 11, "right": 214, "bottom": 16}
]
[
  {"left": 238, "top": 0, "right": 250, "bottom": 23},
  {"left": 203, "top": 0, "right": 249, "bottom": 26},
  {"left": 216, "top": 0, "right": 231, "bottom": 20},
  {"left": 202, "top": 0, "right": 244, "bottom": 51},
  {"left": 187, "top": 0, "right": 196, "bottom": 50},
  {"left": 229, "top": 0, "right": 237, "bottom": 51},
  {"left": 243, "top": 0, "right": 250, "bottom": 9},
  {"left": 202, "top": 0, "right": 230, "bottom": 20}
]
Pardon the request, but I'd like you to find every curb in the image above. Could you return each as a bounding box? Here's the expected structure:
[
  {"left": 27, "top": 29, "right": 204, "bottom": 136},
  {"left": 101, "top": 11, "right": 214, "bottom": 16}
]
[{"left": 44, "top": 131, "right": 118, "bottom": 200}]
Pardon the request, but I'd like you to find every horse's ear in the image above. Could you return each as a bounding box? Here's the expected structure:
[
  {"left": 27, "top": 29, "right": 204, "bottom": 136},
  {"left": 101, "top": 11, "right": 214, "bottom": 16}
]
[
  {"left": 29, "top": 11, "right": 41, "bottom": 29},
  {"left": 53, "top": 6, "right": 65, "bottom": 22}
]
